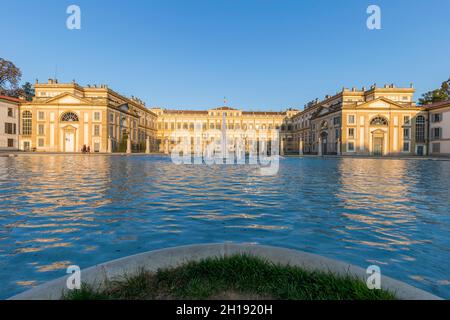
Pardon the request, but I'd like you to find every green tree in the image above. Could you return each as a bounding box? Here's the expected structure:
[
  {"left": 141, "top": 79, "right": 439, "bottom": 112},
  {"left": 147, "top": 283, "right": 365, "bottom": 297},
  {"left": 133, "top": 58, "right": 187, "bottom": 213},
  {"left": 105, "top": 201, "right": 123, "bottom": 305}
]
[
  {"left": 0, "top": 58, "right": 22, "bottom": 96},
  {"left": 21, "top": 82, "right": 35, "bottom": 101},
  {"left": 419, "top": 78, "right": 450, "bottom": 105}
]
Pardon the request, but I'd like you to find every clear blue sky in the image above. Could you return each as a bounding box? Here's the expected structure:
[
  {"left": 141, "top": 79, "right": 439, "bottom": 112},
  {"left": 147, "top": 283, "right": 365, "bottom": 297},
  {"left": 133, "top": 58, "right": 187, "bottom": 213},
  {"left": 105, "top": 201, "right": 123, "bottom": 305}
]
[{"left": 1, "top": 0, "right": 450, "bottom": 110}]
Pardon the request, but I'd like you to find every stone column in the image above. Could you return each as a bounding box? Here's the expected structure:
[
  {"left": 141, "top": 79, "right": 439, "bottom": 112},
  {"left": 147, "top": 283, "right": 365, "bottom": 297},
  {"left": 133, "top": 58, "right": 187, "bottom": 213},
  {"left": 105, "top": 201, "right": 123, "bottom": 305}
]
[
  {"left": 299, "top": 140, "right": 303, "bottom": 156},
  {"left": 126, "top": 137, "right": 132, "bottom": 154},
  {"left": 280, "top": 139, "right": 285, "bottom": 156},
  {"left": 145, "top": 136, "right": 151, "bottom": 154},
  {"left": 318, "top": 137, "right": 322, "bottom": 156},
  {"left": 107, "top": 136, "right": 112, "bottom": 154},
  {"left": 336, "top": 139, "right": 341, "bottom": 156}
]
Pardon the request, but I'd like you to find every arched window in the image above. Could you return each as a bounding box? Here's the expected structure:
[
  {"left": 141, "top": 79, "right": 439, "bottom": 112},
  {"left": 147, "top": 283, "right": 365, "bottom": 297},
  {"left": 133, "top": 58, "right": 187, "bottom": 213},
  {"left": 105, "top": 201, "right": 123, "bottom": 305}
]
[
  {"left": 415, "top": 115, "right": 426, "bottom": 142},
  {"left": 22, "top": 111, "right": 32, "bottom": 135},
  {"left": 370, "top": 116, "right": 389, "bottom": 126},
  {"left": 61, "top": 112, "right": 79, "bottom": 122}
]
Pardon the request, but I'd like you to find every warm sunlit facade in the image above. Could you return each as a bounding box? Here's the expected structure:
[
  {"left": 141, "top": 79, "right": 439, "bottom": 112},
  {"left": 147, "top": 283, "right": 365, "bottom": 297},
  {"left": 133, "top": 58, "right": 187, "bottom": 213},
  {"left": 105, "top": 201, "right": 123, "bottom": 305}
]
[
  {"left": 14, "top": 81, "right": 450, "bottom": 157},
  {"left": 0, "top": 95, "right": 21, "bottom": 151},
  {"left": 18, "top": 79, "right": 158, "bottom": 153},
  {"left": 150, "top": 107, "right": 300, "bottom": 155},
  {"left": 291, "top": 84, "right": 429, "bottom": 156},
  {"left": 427, "top": 100, "right": 450, "bottom": 156}
]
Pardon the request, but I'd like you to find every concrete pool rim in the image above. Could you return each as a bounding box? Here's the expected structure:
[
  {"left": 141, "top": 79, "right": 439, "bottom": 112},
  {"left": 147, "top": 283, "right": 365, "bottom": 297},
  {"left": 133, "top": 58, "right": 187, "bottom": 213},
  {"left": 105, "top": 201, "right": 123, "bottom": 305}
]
[{"left": 9, "top": 243, "right": 442, "bottom": 300}]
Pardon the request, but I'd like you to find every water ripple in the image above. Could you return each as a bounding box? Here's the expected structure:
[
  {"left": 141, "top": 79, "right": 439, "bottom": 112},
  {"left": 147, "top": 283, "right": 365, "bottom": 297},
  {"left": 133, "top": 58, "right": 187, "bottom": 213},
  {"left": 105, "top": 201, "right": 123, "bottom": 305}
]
[{"left": 0, "top": 156, "right": 449, "bottom": 299}]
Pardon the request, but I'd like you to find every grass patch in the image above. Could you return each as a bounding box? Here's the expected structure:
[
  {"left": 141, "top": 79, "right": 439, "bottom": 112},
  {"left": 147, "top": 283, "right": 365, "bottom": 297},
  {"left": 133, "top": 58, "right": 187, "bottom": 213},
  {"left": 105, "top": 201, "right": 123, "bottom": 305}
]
[{"left": 64, "top": 255, "right": 396, "bottom": 300}]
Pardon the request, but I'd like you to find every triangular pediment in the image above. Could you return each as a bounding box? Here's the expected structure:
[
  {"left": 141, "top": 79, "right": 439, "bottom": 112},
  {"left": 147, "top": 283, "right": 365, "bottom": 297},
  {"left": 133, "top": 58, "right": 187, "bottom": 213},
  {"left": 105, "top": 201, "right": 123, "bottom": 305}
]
[
  {"left": 44, "top": 93, "right": 91, "bottom": 105},
  {"left": 355, "top": 97, "right": 410, "bottom": 110}
]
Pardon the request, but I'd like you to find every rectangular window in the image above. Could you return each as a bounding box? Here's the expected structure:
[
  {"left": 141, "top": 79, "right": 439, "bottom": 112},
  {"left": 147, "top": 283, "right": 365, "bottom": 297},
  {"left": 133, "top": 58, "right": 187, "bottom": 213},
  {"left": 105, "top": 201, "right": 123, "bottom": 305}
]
[
  {"left": 403, "top": 142, "right": 410, "bottom": 152},
  {"left": 4, "top": 123, "right": 16, "bottom": 134},
  {"left": 348, "top": 142, "right": 355, "bottom": 152},
  {"left": 94, "top": 112, "right": 101, "bottom": 121},
  {"left": 348, "top": 128, "right": 355, "bottom": 138},
  {"left": 94, "top": 125, "right": 100, "bottom": 136},
  {"left": 348, "top": 115, "right": 355, "bottom": 124},
  {"left": 335, "top": 128, "right": 340, "bottom": 139},
  {"left": 404, "top": 115, "right": 410, "bottom": 125},
  {"left": 38, "top": 111, "right": 45, "bottom": 120},
  {"left": 432, "top": 143, "right": 441, "bottom": 153},
  {"left": 94, "top": 143, "right": 100, "bottom": 152},
  {"left": 7, "top": 108, "right": 13, "bottom": 117},
  {"left": 7, "top": 139, "right": 14, "bottom": 148},
  {"left": 431, "top": 127, "right": 442, "bottom": 140},
  {"left": 109, "top": 125, "right": 114, "bottom": 137},
  {"left": 38, "top": 138, "right": 44, "bottom": 147},
  {"left": 38, "top": 124, "right": 45, "bottom": 135},
  {"left": 333, "top": 117, "right": 341, "bottom": 126},
  {"left": 432, "top": 113, "right": 443, "bottom": 123},
  {"left": 109, "top": 113, "right": 114, "bottom": 123},
  {"left": 403, "top": 128, "right": 410, "bottom": 139}
]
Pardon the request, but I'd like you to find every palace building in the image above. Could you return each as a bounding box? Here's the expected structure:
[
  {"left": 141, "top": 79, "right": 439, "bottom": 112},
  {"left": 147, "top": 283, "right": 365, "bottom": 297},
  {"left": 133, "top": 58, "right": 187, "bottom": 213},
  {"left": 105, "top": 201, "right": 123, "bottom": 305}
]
[
  {"left": 19, "top": 79, "right": 158, "bottom": 153},
  {"left": 427, "top": 100, "right": 450, "bottom": 156},
  {"left": 291, "top": 84, "right": 429, "bottom": 156},
  {"left": 150, "top": 107, "right": 300, "bottom": 154},
  {"left": 13, "top": 80, "right": 448, "bottom": 157},
  {"left": 0, "top": 95, "right": 21, "bottom": 151}
]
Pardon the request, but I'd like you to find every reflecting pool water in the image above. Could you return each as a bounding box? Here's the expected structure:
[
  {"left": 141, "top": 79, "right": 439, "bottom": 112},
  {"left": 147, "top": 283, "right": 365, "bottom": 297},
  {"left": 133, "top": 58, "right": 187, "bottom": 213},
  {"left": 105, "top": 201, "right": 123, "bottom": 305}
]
[{"left": 1, "top": 155, "right": 450, "bottom": 299}]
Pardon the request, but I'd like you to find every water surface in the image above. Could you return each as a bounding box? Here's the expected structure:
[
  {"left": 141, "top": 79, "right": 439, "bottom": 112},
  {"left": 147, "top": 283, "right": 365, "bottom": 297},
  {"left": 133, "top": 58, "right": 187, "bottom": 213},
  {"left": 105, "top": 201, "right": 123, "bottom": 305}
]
[{"left": 0, "top": 155, "right": 449, "bottom": 299}]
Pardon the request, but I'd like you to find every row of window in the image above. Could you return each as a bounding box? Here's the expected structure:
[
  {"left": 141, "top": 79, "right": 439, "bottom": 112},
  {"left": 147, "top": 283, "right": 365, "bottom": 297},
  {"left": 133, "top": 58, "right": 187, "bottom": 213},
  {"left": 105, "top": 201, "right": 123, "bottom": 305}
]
[
  {"left": 346, "top": 127, "right": 415, "bottom": 140},
  {"left": 26, "top": 111, "right": 102, "bottom": 122},
  {"left": 347, "top": 115, "right": 412, "bottom": 126},
  {"left": 346, "top": 141, "right": 412, "bottom": 153},
  {"left": 157, "top": 122, "right": 283, "bottom": 131},
  {"left": 34, "top": 124, "right": 102, "bottom": 136}
]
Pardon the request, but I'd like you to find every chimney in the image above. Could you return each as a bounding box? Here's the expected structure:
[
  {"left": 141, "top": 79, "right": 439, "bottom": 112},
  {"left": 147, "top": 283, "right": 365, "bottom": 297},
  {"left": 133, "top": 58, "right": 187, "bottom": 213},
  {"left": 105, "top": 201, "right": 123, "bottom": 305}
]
[{"left": 48, "top": 79, "right": 54, "bottom": 84}]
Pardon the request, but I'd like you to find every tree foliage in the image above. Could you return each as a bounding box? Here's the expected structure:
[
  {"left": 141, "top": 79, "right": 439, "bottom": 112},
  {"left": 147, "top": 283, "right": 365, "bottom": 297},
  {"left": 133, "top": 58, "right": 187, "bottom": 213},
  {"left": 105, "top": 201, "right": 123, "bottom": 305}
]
[
  {"left": 418, "top": 78, "right": 450, "bottom": 105},
  {"left": 21, "top": 82, "right": 35, "bottom": 101},
  {"left": 0, "top": 58, "right": 22, "bottom": 95}
]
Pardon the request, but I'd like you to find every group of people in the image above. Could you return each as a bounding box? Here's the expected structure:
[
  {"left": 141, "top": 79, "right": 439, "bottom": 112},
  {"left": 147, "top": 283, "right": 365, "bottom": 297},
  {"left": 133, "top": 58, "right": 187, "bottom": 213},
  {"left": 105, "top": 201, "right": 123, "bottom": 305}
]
[{"left": 81, "top": 145, "right": 91, "bottom": 153}]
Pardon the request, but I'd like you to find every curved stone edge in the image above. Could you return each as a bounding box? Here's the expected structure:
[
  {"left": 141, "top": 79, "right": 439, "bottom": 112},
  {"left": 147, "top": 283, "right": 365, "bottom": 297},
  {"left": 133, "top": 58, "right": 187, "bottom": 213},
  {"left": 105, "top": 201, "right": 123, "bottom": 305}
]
[{"left": 9, "top": 243, "right": 442, "bottom": 300}]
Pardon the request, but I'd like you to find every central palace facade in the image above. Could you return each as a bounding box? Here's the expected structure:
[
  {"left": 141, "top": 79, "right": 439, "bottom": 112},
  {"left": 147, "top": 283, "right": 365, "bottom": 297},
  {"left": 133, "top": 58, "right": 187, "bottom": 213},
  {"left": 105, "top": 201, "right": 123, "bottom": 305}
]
[{"left": 16, "top": 79, "right": 436, "bottom": 156}]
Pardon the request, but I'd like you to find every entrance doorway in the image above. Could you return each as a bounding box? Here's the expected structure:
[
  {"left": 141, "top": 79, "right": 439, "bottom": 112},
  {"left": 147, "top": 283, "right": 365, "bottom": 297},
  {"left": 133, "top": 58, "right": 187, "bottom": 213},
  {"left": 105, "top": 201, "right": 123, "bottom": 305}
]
[
  {"left": 373, "top": 137, "right": 383, "bottom": 156},
  {"left": 417, "top": 145, "right": 424, "bottom": 156},
  {"left": 65, "top": 131, "right": 75, "bottom": 152},
  {"left": 320, "top": 132, "right": 328, "bottom": 155},
  {"left": 23, "top": 141, "right": 30, "bottom": 151}
]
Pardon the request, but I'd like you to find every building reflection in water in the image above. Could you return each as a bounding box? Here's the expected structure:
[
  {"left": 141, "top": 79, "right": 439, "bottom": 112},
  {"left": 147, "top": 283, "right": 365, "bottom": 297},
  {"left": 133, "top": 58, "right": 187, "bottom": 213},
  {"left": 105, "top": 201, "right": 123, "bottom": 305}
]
[{"left": 1, "top": 155, "right": 450, "bottom": 299}]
